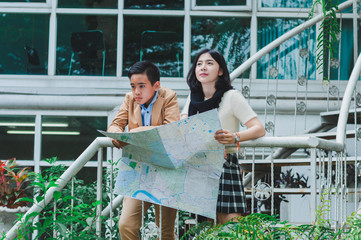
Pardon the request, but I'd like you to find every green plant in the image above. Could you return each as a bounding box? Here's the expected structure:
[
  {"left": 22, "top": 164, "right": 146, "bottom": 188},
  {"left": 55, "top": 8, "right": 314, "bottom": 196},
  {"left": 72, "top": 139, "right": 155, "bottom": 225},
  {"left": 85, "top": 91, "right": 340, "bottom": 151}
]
[
  {"left": 11, "top": 157, "right": 119, "bottom": 240},
  {"left": 278, "top": 169, "right": 309, "bottom": 188},
  {"left": 309, "top": 0, "right": 341, "bottom": 82},
  {"left": 0, "top": 158, "right": 33, "bottom": 208},
  {"left": 342, "top": 211, "right": 361, "bottom": 239},
  {"left": 181, "top": 188, "right": 361, "bottom": 239}
]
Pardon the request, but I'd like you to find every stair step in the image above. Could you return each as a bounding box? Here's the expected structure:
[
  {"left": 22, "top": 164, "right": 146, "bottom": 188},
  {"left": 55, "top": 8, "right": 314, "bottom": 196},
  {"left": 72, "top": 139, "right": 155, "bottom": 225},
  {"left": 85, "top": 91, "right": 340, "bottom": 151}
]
[
  {"left": 240, "top": 156, "right": 361, "bottom": 167},
  {"left": 244, "top": 188, "right": 361, "bottom": 195},
  {"left": 243, "top": 148, "right": 310, "bottom": 158},
  {"left": 298, "top": 130, "right": 355, "bottom": 140},
  {"left": 320, "top": 108, "right": 361, "bottom": 125},
  {"left": 245, "top": 188, "right": 311, "bottom": 194}
]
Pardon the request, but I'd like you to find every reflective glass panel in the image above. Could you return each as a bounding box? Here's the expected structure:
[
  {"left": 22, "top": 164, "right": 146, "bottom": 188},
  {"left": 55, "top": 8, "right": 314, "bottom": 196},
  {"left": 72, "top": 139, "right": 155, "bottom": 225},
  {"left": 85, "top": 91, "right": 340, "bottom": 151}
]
[
  {"left": 0, "top": 0, "right": 44, "bottom": 2},
  {"left": 257, "top": 18, "right": 316, "bottom": 80},
  {"left": 57, "top": 15, "right": 117, "bottom": 76},
  {"left": 123, "top": 16, "right": 184, "bottom": 77},
  {"left": 331, "top": 0, "right": 351, "bottom": 13},
  {"left": 191, "top": 17, "right": 251, "bottom": 76},
  {"left": 0, "top": 115, "right": 35, "bottom": 160},
  {"left": 124, "top": 0, "right": 184, "bottom": 9},
  {"left": 58, "top": 0, "right": 117, "bottom": 8},
  {"left": 196, "top": 0, "right": 246, "bottom": 6},
  {"left": 261, "top": 0, "right": 312, "bottom": 8},
  {"left": 0, "top": 14, "right": 49, "bottom": 75},
  {"left": 329, "top": 19, "right": 359, "bottom": 80},
  {"left": 41, "top": 116, "right": 107, "bottom": 160}
]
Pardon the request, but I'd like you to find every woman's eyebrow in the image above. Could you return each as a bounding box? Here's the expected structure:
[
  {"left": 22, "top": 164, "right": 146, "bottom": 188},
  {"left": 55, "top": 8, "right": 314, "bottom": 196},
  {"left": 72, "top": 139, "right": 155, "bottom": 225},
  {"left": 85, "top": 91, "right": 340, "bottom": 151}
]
[{"left": 197, "top": 59, "right": 215, "bottom": 62}]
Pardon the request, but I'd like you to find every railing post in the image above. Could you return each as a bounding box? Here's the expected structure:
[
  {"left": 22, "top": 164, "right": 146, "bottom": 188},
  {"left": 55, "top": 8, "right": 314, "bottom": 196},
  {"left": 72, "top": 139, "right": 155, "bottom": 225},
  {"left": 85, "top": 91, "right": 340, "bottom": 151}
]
[
  {"left": 33, "top": 114, "right": 42, "bottom": 239},
  {"left": 109, "top": 147, "right": 114, "bottom": 240},
  {"left": 96, "top": 148, "right": 103, "bottom": 236},
  {"left": 310, "top": 147, "right": 317, "bottom": 223}
]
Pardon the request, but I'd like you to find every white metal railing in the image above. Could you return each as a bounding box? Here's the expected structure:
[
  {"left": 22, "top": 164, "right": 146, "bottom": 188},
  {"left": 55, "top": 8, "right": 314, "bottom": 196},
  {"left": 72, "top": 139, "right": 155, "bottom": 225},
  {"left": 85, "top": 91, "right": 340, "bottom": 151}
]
[
  {"left": 4, "top": 137, "right": 113, "bottom": 240},
  {"left": 336, "top": 53, "right": 361, "bottom": 145},
  {"left": 4, "top": 137, "right": 345, "bottom": 239},
  {"left": 234, "top": 136, "right": 344, "bottom": 223}
]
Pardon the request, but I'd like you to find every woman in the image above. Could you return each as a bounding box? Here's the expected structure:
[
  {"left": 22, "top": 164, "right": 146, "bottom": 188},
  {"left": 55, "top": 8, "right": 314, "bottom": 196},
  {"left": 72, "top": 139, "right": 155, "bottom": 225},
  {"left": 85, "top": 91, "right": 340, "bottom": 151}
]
[{"left": 181, "top": 49, "right": 265, "bottom": 224}]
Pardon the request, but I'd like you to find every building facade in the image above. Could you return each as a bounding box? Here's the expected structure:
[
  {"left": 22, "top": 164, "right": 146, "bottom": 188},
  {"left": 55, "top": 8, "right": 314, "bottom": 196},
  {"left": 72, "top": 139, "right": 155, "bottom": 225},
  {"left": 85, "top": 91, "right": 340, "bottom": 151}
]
[{"left": 0, "top": 0, "right": 359, "bottom": 222}]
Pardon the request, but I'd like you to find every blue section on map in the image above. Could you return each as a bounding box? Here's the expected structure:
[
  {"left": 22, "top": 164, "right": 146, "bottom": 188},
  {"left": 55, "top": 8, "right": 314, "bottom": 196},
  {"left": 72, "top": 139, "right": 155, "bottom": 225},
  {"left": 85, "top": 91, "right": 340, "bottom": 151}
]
[
  {"left": 116, "top": 169, "right": 138, "bottom": 189},
  {"left": 132, "top": 190, "right": 161, "bottom": 204}
]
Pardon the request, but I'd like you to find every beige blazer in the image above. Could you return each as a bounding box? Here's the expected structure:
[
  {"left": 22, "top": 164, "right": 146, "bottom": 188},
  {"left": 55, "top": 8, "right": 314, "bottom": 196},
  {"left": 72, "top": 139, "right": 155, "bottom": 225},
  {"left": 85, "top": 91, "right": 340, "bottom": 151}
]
[{"left": 107, "top": 86, "right": 180, "bottom": 133}]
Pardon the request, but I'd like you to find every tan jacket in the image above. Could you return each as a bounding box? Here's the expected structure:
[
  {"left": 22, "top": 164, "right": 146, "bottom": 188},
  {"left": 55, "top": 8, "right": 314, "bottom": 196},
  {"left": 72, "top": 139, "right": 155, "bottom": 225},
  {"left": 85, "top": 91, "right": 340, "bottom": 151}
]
[{"left": 107, "top": 87, "right": 180, "bottom": 133}]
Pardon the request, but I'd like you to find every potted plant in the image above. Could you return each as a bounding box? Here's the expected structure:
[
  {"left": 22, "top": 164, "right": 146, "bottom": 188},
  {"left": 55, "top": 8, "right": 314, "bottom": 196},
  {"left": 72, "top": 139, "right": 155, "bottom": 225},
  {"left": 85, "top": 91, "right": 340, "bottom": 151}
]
[
  {"left": 0, "top": 158, "right": 33, "bottom": 235},
  {"left": 277, "top": 169, "right": 309, "bottom": 188}
]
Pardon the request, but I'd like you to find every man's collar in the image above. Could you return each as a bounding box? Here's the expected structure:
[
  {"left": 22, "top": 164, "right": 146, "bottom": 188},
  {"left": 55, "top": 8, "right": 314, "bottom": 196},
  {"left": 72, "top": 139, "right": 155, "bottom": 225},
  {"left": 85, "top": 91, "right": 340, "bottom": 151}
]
[{"left": 139, "top": 90, "right": 159, "bottom": 108}]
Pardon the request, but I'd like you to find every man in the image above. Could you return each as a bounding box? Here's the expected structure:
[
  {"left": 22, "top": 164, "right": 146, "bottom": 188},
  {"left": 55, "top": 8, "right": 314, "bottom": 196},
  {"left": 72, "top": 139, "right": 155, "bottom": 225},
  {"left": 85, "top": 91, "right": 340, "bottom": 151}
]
[{"left": 108, "top": 61, "right": 179, "bottom": 240}]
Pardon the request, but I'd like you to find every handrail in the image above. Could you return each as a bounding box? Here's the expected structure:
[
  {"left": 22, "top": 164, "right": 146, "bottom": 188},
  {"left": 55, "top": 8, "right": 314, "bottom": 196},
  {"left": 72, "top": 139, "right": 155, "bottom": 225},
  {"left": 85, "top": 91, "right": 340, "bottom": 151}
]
[
  {"left": 231, "top": 136, "right": 344, "bottom": 152},
  {"left": 336, "top": 53, "right": 361, "bottom": 145},
  {"left": 5, "top": 135, "right": 344, "bottom": 239},
  {"left": 230, "top": 0, "right": 354, "bottom": 81},
  {"left": 5, "top": 137, "right": 113, "bottom": 240}
]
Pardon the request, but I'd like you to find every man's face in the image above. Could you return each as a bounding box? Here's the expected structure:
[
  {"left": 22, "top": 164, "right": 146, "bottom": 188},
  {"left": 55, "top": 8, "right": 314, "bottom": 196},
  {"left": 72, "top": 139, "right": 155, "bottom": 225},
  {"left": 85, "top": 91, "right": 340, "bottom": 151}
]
[{"left": 130, "top": 73, "right": 160, "bottom": 107}]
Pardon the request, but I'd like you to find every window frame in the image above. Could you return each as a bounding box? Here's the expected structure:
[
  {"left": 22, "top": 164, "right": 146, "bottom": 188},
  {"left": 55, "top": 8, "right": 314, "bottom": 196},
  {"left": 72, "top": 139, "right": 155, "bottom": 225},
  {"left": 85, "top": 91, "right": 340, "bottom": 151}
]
[
  {"left": 0, "top": 0, "right": 50, "bottom": 8},
  {"left": 0, "top": 1, "right": 357, "bottom": 86},
  {"left": 191, "top": 0, "right": 251, "bottom": 11}
]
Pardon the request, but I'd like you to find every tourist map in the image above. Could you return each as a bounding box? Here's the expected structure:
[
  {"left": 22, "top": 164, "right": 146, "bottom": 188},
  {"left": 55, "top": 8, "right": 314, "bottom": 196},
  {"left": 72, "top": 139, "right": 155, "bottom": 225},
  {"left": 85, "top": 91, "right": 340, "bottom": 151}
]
[{"left": 100, "top": 109, "right": 224, "bottom": 218}]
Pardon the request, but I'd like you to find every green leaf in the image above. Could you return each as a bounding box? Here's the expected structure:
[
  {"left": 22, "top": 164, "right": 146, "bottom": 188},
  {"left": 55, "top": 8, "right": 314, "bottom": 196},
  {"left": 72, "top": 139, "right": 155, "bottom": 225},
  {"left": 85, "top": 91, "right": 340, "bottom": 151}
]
[
  {"left": 46, "top": 181, "right": 59, "bottom": 190},
  {"left": 43, "top": 218, "right": 52, "bottom": 229},
  {"left": 25, "top": 211, "right": 41, "bottom": 222},
  {"left": 62, "top": 195, "right": 76, "bottom": 202},
  {"left": 14, "top": 197, "right": 34, "bottom": 204},
  {"left": 53, "top": 191, "right": 61, "bottom": 201},
  {"left": 55, "top": 222, "right": 67, "bottom": 236},
  {"left": 36, "top": 195, "right": 44, "bottom": 203},
  {"left": 31, "top": 182, "right": 46, "bottom": 190}
]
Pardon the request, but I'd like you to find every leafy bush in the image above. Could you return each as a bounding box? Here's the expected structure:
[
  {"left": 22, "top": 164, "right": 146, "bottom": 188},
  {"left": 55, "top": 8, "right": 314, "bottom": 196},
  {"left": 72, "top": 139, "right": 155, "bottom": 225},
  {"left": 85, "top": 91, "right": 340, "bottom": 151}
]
[
  {"left": 5, "top": 157, "right": 120, "bottom": 240},
  {"left": 0, "top": 158, "right": 34, "bottom": 208},
  {"left": 3, "top": 157, "right": 361, "bottom": 240},
  {"left": 182, "top": 188, "right": 361, "bottom": 240}
]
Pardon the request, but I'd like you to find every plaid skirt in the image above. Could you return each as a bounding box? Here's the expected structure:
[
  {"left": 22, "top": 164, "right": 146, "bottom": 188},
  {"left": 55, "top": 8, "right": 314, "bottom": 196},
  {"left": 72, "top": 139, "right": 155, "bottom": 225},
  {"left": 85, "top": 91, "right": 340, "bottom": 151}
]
[{"left": 216, "top": 153, "right": 247, "bottom": 213}]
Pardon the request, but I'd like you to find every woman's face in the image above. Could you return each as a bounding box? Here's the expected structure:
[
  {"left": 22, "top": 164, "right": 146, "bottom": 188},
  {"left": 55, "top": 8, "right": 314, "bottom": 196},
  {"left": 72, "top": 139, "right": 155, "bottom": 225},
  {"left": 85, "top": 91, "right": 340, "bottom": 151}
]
[{"left": 195, "top": 52, "right": 223, "bottom": 86}]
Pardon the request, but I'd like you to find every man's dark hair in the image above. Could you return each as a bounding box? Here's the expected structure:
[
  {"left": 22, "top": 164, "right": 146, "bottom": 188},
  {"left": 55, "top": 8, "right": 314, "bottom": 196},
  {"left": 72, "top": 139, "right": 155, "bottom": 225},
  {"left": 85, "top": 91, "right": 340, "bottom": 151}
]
[{"left": 128, "top": 61, "right": 160, "bottom": 85}]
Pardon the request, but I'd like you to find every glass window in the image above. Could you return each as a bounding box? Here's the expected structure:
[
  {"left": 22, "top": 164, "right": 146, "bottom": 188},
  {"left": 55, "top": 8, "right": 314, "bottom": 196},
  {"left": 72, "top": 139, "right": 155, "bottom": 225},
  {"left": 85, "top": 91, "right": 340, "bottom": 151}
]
[
  {"left": 260, "top": 0, "right": 312, "bottom": 8},
  {"left": 257, "top": 18, "right": 316, "bottom": 80},
  {"left": 58, "top": 0, "right": 117, "bottom": 8},
  {"left": 0, "top": 13, "right": 49, "bottom": 75},
  {"left": 124, "top": 0, "right": 184, "bottom": 10},
  {"left": 0, "top": 115, "right": 35, "bottom": 160},
  {"left": 40, "top": 166, "right": 97, "bottom": 184},
  {"left": 41, "top": 116, "right": 107, "bottom": 161},
  {"left": 332, "top": 0, "right": 351, "bottom": 14},
  {"left": 191, "top": 17, "right": 251, "bottom": 77},
  {"left": 123, "top": 16, "right": 184, "bottom": 77},
  {"left": 56, "top": 15, "right": 117, "bottom": 76},
  {"left": 0, "top": 0, "right": 45, "bottom": 2},
  {"left": 196, "top": 0, "right": 246, "bottom": 6},
  {"left": 329, "top": 19, "right": 359, "bottom": 80}
]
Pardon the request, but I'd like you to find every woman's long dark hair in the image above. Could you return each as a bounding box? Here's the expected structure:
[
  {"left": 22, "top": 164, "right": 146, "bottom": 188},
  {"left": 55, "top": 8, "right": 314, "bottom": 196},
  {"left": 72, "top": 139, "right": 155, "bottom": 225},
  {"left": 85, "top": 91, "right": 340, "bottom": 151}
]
[{"left": 186, "top": 49, "right": 233, "bottom": 93}]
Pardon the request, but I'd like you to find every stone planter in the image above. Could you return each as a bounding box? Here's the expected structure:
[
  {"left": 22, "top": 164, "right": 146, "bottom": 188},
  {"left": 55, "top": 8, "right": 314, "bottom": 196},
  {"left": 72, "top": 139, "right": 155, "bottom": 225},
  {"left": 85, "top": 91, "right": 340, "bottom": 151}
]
[{"left": 0, "top": 206, "right": 29, "bottom": 235}]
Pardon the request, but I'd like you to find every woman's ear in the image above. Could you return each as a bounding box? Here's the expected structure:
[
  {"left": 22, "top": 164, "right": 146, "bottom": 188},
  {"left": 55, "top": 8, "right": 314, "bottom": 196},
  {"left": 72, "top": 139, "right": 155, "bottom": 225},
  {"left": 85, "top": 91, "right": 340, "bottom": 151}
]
[{"left": 218, "top": 68, "right": 224, "bottom": 76}]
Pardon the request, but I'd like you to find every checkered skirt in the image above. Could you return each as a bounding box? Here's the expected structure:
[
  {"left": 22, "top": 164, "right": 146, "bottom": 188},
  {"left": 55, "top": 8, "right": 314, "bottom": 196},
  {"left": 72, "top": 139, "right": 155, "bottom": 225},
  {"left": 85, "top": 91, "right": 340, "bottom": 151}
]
[{"left": 216, "top": 153, "right": 247, "bottom": 213}]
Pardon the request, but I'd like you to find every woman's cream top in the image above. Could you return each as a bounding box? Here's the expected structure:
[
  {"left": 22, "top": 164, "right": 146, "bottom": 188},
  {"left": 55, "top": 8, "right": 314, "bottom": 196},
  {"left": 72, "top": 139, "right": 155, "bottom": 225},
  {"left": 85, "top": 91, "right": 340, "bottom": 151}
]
[{"left": 181, "top": 89, "right": 257, "bottom": 152}]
